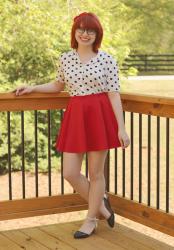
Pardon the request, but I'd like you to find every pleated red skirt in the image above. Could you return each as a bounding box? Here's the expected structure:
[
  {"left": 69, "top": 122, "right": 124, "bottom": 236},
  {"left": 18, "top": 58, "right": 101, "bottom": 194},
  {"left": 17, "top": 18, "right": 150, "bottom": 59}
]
[{"left": 55, "top": 92, "right": 121, "bottom": 153}]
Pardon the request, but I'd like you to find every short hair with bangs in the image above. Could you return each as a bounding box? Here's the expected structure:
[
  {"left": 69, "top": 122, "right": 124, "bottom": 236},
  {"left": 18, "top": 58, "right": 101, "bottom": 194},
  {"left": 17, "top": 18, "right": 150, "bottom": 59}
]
[{"left": 71, "top": 12, "right": 103, "bottom": 53}]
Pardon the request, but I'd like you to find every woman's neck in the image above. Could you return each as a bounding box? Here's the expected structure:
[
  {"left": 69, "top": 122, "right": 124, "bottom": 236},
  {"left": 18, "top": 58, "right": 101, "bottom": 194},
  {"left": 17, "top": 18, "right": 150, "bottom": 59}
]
[{"left": 76, "top": 46, "right": 97, "bottom": 56}]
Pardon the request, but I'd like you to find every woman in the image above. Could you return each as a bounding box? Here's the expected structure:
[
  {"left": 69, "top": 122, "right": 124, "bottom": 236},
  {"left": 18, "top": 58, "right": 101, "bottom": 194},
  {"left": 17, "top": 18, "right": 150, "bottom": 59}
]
[{"left": 13, "top": 12, "right": 130, "bottom": 239}]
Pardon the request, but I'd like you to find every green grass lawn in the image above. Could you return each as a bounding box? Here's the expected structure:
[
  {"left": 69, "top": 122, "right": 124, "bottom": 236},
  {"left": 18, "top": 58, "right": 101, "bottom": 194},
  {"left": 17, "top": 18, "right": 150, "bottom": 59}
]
[{"left": 122, "top": 78, "right": 174, "bottom": 97}]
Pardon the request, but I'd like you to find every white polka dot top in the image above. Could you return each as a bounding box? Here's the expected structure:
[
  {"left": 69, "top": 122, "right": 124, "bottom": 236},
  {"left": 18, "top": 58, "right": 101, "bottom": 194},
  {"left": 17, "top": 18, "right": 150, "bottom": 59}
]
[{"left": 56, "top": 48, "right": 120, "bottom": 96}]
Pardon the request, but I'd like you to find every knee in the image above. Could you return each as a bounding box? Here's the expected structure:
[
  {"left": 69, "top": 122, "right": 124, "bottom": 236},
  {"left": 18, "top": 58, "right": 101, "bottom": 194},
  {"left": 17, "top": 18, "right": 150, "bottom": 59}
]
[
  {"left": 63, "top": 169, "right": 80, "bottom": 182},
  {"left": 89, "top": 171, "right": 104, "bottom": 182}
]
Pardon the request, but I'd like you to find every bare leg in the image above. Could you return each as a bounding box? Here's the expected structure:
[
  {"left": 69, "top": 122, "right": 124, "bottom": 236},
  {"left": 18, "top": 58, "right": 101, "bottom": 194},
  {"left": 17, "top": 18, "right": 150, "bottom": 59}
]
[
  {"left": 63, "top": 152, "right": 110, "bottom": 222},
  {"left": 77, "top": 149, "right": 108, "bottom": 234}
]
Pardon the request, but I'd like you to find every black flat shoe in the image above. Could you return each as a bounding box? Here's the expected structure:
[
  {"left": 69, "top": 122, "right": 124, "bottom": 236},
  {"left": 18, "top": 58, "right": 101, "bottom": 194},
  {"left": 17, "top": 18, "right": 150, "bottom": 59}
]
[
  {"left": 73, "top": 228, "right": 96, "bottom": 239},
  {"left": 73, "top": 216, "right": 98, "bottom": 239},
  {"left": 103, "top": 196, "right": 115, "bottom": 228}
]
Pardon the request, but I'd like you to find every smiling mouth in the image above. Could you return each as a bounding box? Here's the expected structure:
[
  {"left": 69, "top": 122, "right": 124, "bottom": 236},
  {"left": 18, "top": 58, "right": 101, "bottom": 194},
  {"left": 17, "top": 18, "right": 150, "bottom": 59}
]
[{"left": 80, "top": 37, "right": 90, "bottom": 41}]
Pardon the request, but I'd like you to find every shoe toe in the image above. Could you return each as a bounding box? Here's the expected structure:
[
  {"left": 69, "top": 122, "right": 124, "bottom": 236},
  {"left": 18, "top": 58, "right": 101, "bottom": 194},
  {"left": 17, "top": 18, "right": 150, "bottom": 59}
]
[
  {"left": 107, "top": 213, "right": 115, "bottom": 228},
  {"left": 103, "top": 197, "right": 115, "bottom": 228},
  {"left": 74, "top": 230, "right": 86, "bottom": 239},
  {"left": 74, "top": 229, "right": 95, "bottom": 239}
]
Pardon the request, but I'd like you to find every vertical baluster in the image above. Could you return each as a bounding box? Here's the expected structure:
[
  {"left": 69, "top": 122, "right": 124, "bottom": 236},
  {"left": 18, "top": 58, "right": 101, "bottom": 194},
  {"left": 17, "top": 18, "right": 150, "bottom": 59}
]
[
  {"left": 115, "top": 148, "right": 118, "bottom": 195},
  {"left": 7, "top": 111, "right": 12, "bottom": 200},
  {"left": 60, "top": 109, "right": 64, "bottom": 194},
  {"left": 21, "top": 111, "right": 25, "bottom": 199},
  {"left": 34, "top": 110, "right": 38, "bottom": 197},
  {"left": 147, "top": 115, "right": 151, "bottom": 206},
  {"left": 85, "top": 152, "right": 88, "bottom": 179},
  {"left": 122, "top": 111, "right": 126, "bottom": 197},
  {"left": 139, "top": 113, "right": 142, "bottom": 203},
  {"left": 104, "top": 150, "right": 110, "bottom": 192},
  {"left": 130, "top": 112, "right": 134, "bottom": 200},
  {"left": 166, "top": 117, "right": 170, "bottom": 213},
  {"left": 48, "top": 110, "right": 51, "bottom": 196},
  {"left": 157, "top": 116, "right": 160, "bottom": 209}
]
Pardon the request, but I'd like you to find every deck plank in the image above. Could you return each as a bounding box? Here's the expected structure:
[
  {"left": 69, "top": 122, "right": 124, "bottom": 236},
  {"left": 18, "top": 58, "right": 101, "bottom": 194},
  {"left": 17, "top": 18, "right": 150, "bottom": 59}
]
[
  {"left": 20, "top": 227, "right": 75, "bottom": 250},
  {"left": 41, "top": 221, "right": 124, "bottom": 250},
  {"left": 0, "top": 219, "right": 173, "bottom": 250},
  {"left": 74, "top": 220, "right": 153, "bottom": 250},
  {"left": 115, "top": 223, "right": 173, "bottom": 250},
  {"left": 0, "top": 233, "right": 22, "bottom": 250},
  {"left": 2, "top": 229, "right": 49, "bottom": 249}
]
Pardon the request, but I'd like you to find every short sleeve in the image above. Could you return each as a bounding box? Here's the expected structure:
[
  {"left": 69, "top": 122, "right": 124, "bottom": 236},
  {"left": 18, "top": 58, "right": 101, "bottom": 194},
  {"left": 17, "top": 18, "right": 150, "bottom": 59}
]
[
  {"left": 105, "top": 55, "right": 120, "bottom": 93},
  {"left": 56, "top": 54, "right": 65, "bottom": 83}
]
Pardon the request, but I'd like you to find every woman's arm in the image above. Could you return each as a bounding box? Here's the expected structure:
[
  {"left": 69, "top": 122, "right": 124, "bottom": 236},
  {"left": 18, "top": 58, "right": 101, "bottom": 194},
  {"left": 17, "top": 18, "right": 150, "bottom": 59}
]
[
  {"left": 107, "top": 91, "right": 130, "bottom": 149},
  {"left": 32, "top": 80, "right": 65, "bottom": 93},
  {"left": 107, "top": 92, "right": 125, "bottom": 131},
  {"left": 14, "top": 80, "right": 65, "bottom": 96}
]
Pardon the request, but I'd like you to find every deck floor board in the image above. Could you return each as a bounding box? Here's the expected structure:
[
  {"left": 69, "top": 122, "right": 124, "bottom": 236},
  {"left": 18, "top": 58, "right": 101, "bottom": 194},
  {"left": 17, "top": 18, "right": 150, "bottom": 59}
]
[{"left": 0, "top": 220, "right": 173, "bottom": 250}]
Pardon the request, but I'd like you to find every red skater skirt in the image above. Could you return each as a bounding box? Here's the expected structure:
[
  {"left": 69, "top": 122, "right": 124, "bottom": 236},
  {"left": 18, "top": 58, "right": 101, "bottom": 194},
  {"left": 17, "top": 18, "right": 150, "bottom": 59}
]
[{"left": 55, "top": 92, "right": 121, "bottom": 153}]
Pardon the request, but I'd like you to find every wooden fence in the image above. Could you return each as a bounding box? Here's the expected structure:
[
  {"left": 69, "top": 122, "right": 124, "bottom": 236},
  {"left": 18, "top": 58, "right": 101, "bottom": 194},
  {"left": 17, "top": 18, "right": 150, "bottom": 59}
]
[{"left": 121, "top": 54, "right": 174, "bottom": 73}]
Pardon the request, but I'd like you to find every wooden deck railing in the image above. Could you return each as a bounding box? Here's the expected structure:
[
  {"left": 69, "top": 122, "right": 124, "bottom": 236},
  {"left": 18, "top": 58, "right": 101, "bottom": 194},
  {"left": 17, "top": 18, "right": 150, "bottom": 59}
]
[{"left": 0, "top": 91, "right": 174, "bottom": 237}]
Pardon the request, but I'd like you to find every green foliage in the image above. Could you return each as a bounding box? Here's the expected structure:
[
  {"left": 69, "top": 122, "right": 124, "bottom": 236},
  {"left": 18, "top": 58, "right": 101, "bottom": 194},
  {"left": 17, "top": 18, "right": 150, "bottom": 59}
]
[
  {"left": 0, "top": 109, "right": 62, "bottom": 174},
  {"left": 1, "top": 0, "right": 173, "bottom": 85},
  {"left": 0, "top": 0, "right": 70, "bottom": 84},
  {"left": 121, "top": 0, "right": 174, "bottom": 53}
]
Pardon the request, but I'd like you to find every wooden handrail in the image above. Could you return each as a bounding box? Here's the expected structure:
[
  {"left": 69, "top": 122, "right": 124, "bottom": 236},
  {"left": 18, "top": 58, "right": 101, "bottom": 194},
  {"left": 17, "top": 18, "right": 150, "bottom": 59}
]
[{"left": 0, "top": 91, "right": 174, "bottom": 118}]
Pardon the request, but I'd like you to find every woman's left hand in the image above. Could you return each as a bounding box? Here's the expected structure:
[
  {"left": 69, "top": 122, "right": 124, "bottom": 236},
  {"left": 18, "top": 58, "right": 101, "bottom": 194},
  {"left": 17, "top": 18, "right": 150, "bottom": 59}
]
[{"left": 118, "top": 129, "right": 130, "bottom": 149}]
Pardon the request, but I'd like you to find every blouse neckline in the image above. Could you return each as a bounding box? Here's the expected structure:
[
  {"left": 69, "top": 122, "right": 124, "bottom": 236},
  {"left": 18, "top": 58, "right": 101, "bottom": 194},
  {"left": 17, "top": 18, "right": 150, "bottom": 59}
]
[{"left": 73, "top": 48, "right": 100, "bottom": 65}]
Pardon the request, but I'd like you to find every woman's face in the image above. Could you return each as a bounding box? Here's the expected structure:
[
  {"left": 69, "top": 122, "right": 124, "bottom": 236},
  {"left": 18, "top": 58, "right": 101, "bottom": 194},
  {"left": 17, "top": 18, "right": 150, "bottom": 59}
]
[{"left": 75, "top": 24, "right": 97, "bottom": 48}]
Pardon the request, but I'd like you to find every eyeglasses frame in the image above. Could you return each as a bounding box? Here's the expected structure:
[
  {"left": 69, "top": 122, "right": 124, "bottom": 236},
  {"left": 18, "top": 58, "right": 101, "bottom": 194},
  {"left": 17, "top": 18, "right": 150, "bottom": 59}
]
[{"left": 76, "top": 28, "right": 97, "bottom": 36}]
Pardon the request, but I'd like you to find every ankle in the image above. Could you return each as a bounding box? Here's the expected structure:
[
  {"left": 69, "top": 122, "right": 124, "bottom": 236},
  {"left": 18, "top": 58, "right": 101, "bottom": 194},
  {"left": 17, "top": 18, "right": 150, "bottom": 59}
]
[
  {"left": 86, "top": 216, "right": 98, "bottom": 226},
  {"left": 86, "top": 216, "right": 98, "bottom": 221},
  {"left": 103, "top": 192, "right": 108, "bottom": 199},
  {"left": 100, "top": 200, "right": 111, "bottom": 219}
]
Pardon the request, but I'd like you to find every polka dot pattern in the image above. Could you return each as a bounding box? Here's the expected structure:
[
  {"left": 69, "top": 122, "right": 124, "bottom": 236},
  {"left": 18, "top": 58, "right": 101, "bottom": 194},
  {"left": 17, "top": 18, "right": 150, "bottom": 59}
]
[{"left": 56, "top": 49, "right": 120, "bottom": 96}]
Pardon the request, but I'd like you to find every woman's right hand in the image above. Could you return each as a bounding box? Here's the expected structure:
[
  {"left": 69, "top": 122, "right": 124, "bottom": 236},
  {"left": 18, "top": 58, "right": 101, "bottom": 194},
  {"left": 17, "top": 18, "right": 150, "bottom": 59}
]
[{"left": 13, "top": 85, "right": 34, "bottom": 96}]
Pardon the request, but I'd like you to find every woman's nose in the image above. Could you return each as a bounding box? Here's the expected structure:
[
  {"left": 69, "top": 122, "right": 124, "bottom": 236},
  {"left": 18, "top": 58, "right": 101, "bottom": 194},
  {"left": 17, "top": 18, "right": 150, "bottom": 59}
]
[{"left": 82, "top": 30, "right": 89, "bottom": 36}]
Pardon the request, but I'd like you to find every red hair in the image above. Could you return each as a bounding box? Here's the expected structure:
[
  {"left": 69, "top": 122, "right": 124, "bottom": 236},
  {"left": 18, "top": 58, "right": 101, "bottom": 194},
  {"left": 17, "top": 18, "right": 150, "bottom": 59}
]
[{"left": 71, "top": 12, "right": 103, "bottom": 53}]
